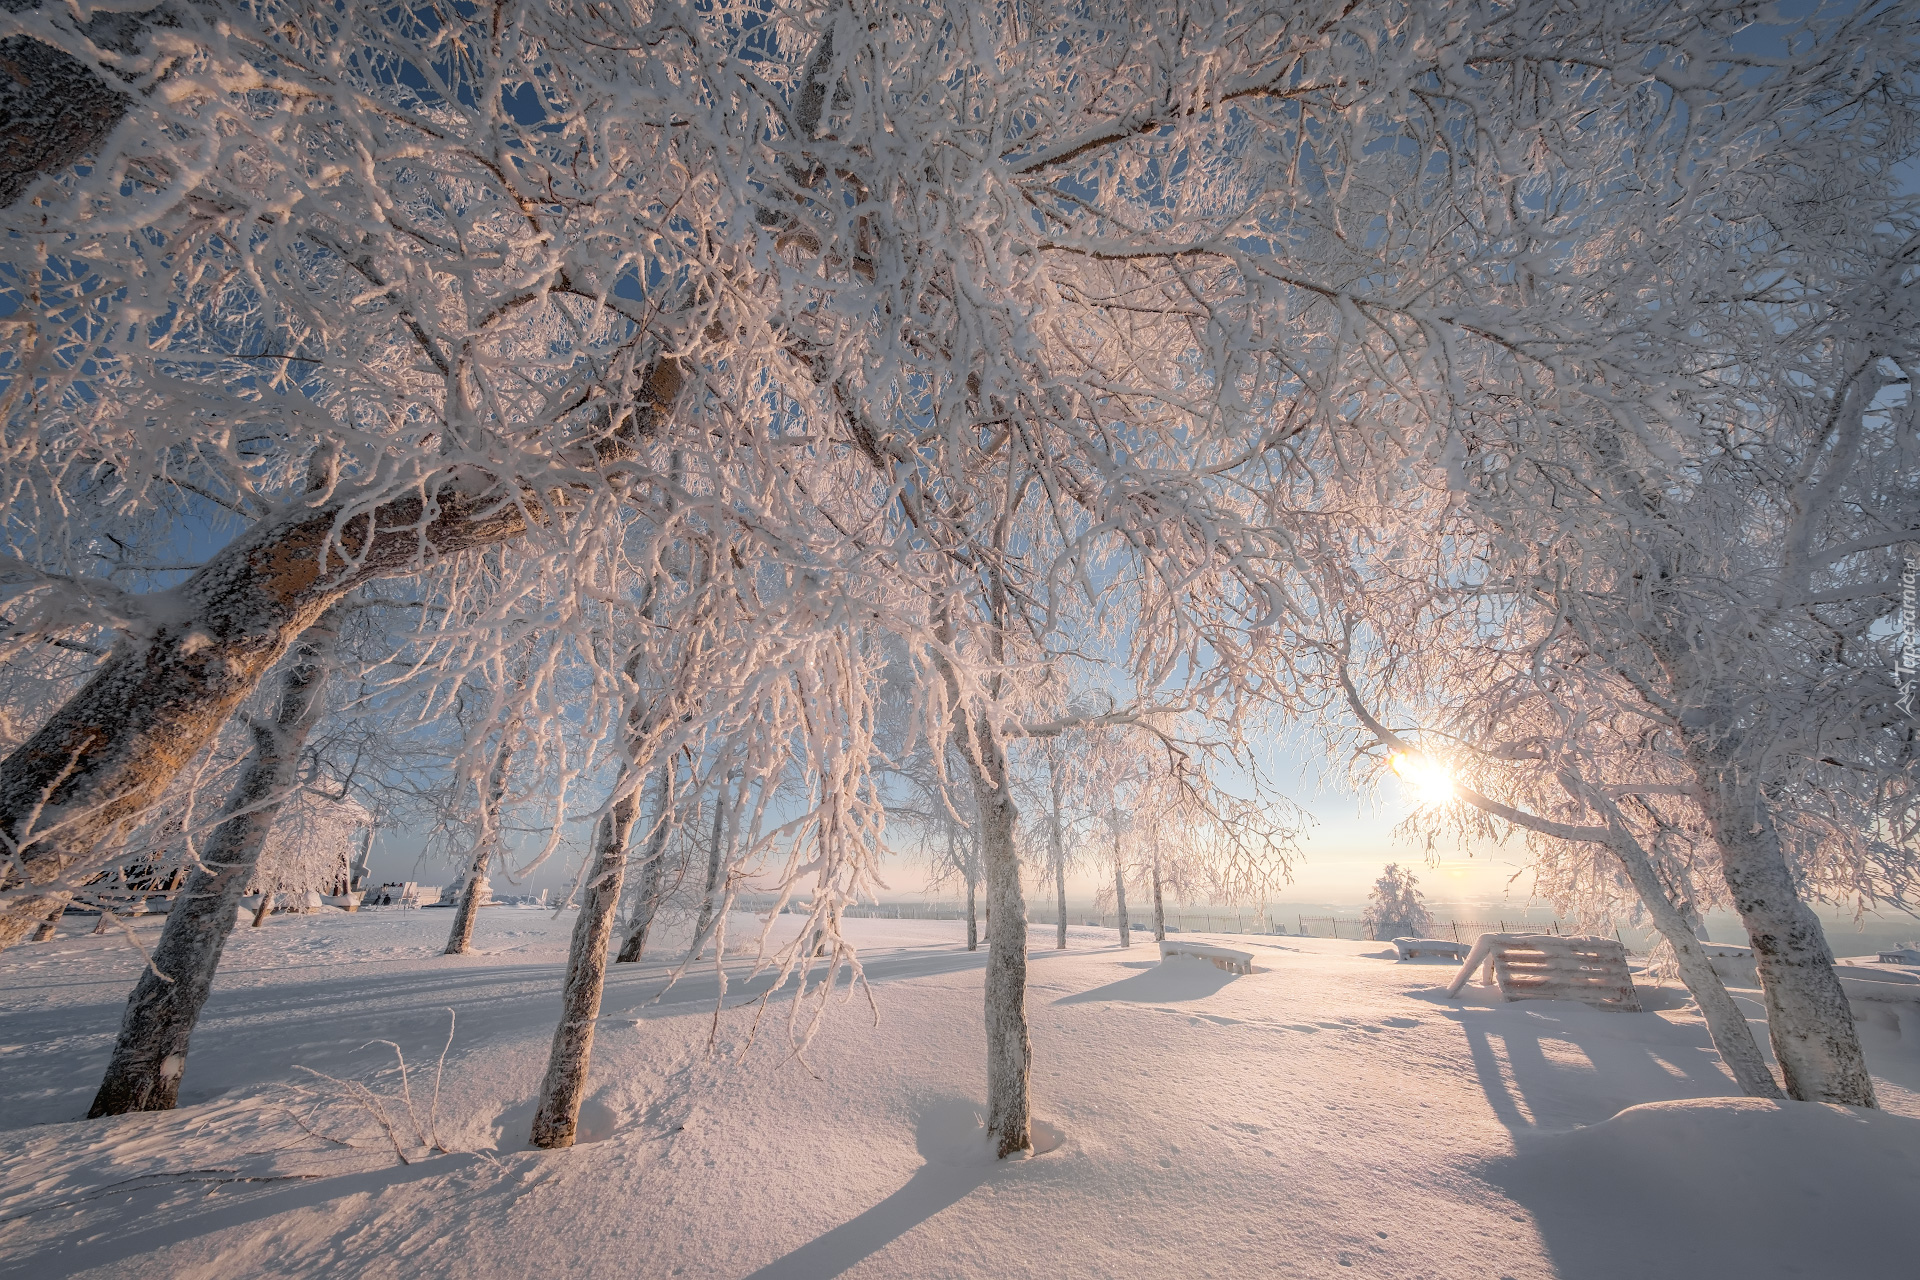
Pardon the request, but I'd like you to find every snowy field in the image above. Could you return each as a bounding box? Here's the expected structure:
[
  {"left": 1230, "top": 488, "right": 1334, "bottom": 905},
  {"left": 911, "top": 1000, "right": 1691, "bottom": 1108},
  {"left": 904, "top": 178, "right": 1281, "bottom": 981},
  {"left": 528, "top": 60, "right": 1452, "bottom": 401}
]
[{"left": 4, "top": 911, "right": 1918, "bottom": 1280}]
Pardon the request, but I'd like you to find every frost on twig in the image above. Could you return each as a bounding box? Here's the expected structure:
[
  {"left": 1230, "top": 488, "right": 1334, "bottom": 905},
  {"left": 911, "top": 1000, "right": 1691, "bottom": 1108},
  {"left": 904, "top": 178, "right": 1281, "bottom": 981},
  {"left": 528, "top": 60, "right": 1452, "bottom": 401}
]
[{"left": 277, "top": 1010, "right": 492, "bottom": 1168}]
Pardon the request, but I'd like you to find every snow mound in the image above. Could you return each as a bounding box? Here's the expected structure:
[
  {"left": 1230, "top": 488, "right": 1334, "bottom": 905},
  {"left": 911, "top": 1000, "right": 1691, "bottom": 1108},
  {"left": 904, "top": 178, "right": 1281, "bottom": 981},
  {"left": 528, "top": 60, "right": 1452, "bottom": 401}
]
[{"left": 1486, "top": 1097, "right": 1920, "bottom": 1279}]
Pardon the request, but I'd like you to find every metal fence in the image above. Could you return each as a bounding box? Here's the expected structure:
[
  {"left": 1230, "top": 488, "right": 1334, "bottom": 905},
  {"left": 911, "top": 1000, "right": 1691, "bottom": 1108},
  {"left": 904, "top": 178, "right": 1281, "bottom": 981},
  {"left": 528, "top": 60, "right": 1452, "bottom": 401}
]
[
  {"left": 1294, "top": 916, "right": 1570, "bottom": 942},
  {"left": 823, "top": 903, "right": 1586, "bottom": 945}
]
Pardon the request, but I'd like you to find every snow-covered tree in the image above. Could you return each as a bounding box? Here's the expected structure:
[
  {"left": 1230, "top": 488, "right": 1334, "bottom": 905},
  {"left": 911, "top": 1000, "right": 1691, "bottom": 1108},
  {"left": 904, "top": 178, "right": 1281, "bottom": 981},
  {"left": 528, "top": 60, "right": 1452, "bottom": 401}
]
[
  {"left": 7, "top": 0, "right": 1909, "bottom": 1158},
  {"left": 1362, "top": 865, "right": 1432, "bottom": 942}
]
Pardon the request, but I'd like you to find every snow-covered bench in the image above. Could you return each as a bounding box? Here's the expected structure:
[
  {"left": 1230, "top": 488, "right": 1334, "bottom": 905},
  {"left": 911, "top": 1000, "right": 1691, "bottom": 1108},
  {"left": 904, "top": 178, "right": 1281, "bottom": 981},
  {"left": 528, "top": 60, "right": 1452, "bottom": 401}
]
[
  {"left": 1836, "top": 965, "right": 1920, "bottom": 1040},
  {"left": 1445, "top": 933, "right": 1642, "bottom": 1012},
  {"left": 1391, "top": 938, "right": 1470, "bottom": 962},
  {"left": 1700, "top": 942, "right": 1759, "bottom": 988},
  {"left": 1159, "top": 939, "right": 1254, "bottom": 975}
]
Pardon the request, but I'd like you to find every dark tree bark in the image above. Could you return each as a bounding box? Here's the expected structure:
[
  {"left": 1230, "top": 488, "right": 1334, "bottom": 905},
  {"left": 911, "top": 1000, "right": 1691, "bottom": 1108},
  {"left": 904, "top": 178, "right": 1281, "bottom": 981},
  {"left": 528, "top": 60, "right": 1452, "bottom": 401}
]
[
  {"left": 0, "top": 2, "right": 140, "bottom": 208},
  {"left": 88, "top": 603, "right": 345, "bottom": 1116}
]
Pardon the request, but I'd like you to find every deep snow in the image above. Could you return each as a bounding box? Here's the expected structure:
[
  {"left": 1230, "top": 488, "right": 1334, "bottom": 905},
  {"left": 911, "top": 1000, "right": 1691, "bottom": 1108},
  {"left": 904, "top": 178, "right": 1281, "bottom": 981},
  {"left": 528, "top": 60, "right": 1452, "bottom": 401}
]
[{"left": 2, "top": 909, "right": 1917, "bottom": 1279}]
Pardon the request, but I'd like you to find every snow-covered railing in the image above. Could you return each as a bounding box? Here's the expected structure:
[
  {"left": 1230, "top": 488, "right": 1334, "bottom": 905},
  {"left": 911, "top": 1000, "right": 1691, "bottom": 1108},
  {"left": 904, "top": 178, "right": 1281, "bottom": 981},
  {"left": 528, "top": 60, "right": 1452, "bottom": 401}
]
[
  {"left": 1445, "top": 934, "right": 1641, "bottom": 1012},
  {"left": 1159, "top": 940, "right": 1254, "bottom": 975}
]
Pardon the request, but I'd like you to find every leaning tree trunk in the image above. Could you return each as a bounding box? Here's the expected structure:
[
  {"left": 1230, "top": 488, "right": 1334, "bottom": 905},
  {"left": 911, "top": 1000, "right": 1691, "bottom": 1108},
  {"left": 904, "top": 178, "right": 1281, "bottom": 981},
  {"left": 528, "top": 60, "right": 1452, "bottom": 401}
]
[
  {"left": 88, "top": 603, "right": 346, "bottom": 1117},
  {"left": 614, "top": 761, "right": 677, "bottom": 964},
  {"left": 0, "top": 7, "right": 136, "bottom": 208},
  {"left": 0, "top": 364, "right": 683, "bottom": 951},
  {"left": 30, "top": 901, "right": 63, "bottom": 942},
  {"left": 1560, "top": 775, "right": 1783, "bottom": 1100},
  {"left": 0, "top": 486, "right": 524, "bottom": 948},
  {"left": 530, "top": 784, "right": 639, "bottom": 1149},
  {"left": 1150, "top": 850, "right": 1166, "bottom": 943},
  {"left": 1113, "top": 855, "right": 1131, "bottom": 949},
  {"left": 445, "top": 729, "right": 518, "bottom": 956},
  {"left": 1691, "top": 750, "right": 1875, "bottom": 1107},
  {"left": 965, "top": 724, "right": 1031, "bottom": 1158}
]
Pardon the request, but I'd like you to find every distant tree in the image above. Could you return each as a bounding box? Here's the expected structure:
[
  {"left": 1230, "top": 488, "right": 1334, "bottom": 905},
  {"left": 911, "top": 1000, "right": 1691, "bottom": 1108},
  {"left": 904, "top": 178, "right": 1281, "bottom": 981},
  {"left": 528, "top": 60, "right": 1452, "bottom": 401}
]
[{"left": 1363, "top": 865, "right": 1432, "bottom": 942}]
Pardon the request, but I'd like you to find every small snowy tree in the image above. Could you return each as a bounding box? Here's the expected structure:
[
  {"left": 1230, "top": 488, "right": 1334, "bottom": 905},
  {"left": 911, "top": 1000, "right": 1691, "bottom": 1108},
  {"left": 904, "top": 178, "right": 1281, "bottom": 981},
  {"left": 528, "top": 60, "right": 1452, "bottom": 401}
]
[{"left": 1363, "top": 865, "right": 1432, "bottom": 942}]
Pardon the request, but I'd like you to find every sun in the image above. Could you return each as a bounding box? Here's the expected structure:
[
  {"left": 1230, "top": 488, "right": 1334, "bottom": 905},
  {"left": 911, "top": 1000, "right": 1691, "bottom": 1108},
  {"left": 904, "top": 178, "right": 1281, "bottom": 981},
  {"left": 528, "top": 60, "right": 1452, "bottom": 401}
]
[{"left": 1389, "top": 750, "right": 1457, "bottom": 804}]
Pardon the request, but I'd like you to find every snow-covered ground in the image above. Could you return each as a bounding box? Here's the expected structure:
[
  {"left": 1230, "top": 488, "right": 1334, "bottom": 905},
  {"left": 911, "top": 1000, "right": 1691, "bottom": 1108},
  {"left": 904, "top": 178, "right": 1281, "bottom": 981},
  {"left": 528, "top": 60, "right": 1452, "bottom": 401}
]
[{"left": 3, "top": 910, "right": 1917, "bottom": 1279}]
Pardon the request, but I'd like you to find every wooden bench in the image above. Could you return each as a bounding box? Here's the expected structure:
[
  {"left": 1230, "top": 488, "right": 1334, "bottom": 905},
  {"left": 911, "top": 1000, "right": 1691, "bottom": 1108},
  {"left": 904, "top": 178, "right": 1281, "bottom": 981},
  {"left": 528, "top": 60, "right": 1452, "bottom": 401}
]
[
  {"left": 1445, "top": 933, "right": 1642, "bottom": 1011},
  {"left": 1391, "top": 938, "right": 1470, "bottom": 962},
  {"left": 1159, "top": 940, "right": 1254, "bottom": 975}
]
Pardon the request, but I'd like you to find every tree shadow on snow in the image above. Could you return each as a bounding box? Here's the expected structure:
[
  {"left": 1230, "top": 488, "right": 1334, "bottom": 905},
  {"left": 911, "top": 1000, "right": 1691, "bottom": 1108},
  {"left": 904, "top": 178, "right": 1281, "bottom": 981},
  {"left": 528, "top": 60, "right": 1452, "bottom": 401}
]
[
  {"left": 1431, "top": 991, "right": 1741, "bottom": 1133},
  {"left": 742, "top": 1098, "right": 1014, "bottom": 1279},
  {"left": 0, "top": 1152, "right": 482, "bottom": 1280},
  {"left": 1479, "top": 1099, "right": 1920, "bottom": 1280},
  {"left": 1053, "top": 956, "right": 1238, "bottom": 1005}
]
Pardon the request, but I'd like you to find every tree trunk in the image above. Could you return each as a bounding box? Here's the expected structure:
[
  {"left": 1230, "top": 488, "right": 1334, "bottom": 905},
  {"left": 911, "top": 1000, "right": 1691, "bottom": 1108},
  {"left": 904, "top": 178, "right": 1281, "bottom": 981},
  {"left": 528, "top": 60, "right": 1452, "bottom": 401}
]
[
  {"left": 966, "top": 726, "right": 1031, "bottom": 1158},
  {"left": 1151, "top": 851, "right": 1166, "bottom": 943},
  {"left": 0, "top": 365, "right": 682, "bottom": 951},
  {"left": 0, "top": 15, "right": 133, "bottom": 208},
  {"left": 530, "top": 785, "right": 638, "bottom": 1149},
  {"left": 30, "top": 901, "right": 63, "bottom": 942},
  {"left": 614, "top": 762, "right": 676, "bottom": 964},
  {"left": 0, "top": 486, "right": 525, "bottom": 948},
  {"left": 1113, "top": 857, "right": 1130, "bottom": 949},
  {"left": 1049, "top": 761, "right": 1068, "bottom": 950},
  {"left": 1692, "top": 751, "right": 1875, "bottom": 1106},
  {"left": 1561, "top": 777, "right": 1783, "bottom": 1100},
  {"left": 965, "top": 832, "right": 980, "bottom": 952},
  {"left": 250, "top": 895, "right": 272, "bottom": 927},
  {"left": 88, "top": 604, "right": 345, "bottom": 1116},
  {"left": 445, "top": 731, "right": 517, "bottom": 956},
  {"left": 693, "top": 772, "right": 731, "bottom": 956}
]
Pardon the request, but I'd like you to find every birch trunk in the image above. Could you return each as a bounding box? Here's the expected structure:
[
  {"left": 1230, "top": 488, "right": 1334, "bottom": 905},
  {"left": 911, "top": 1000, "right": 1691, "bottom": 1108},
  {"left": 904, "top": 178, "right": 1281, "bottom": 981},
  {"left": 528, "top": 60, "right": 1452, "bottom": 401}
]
[
  {"left": 965, "top": 830, "right": 979, "bottom": 953},
  {"left": 1049, "top": 760, "right": 1067, "bottom": 950},
  {"left": 445, "top": 732, "right": 516, "bottom": 956},
  {"left": 0, "top": 365, "right": 681, "bottom": 950},
  {"left": 1562, "top": 777, "right": 1784, "bottom": 1100},
  {"left": 1151, "top": 851, "right": 1166, "bottom": 943},
  {"left": 530, "top": 785, "right": 637, "bottom": 1149},
  {"left": 0, "top": 486, "right": 525, "bottom": 947},
  {"left": 1113, "top": 856, "right": 1130, "bottom": 949},
  {"left": 88, "top": 604, "right": 345, "bottom": 1116},
  {"left": 1690, "top": 747, "right": 1875, "bottom": 1106},
  {"left": 614, "top": 762, "right": 676, "bottom": 964},
  {"left": 30, "top": 902, "right": 62, "bottom": 942},
  {"left": 965, "top": 727, "right": 1031, "bottom": 1158},
  {"left": 693, "top": 773, "right": 730, "bottom": 955}
]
